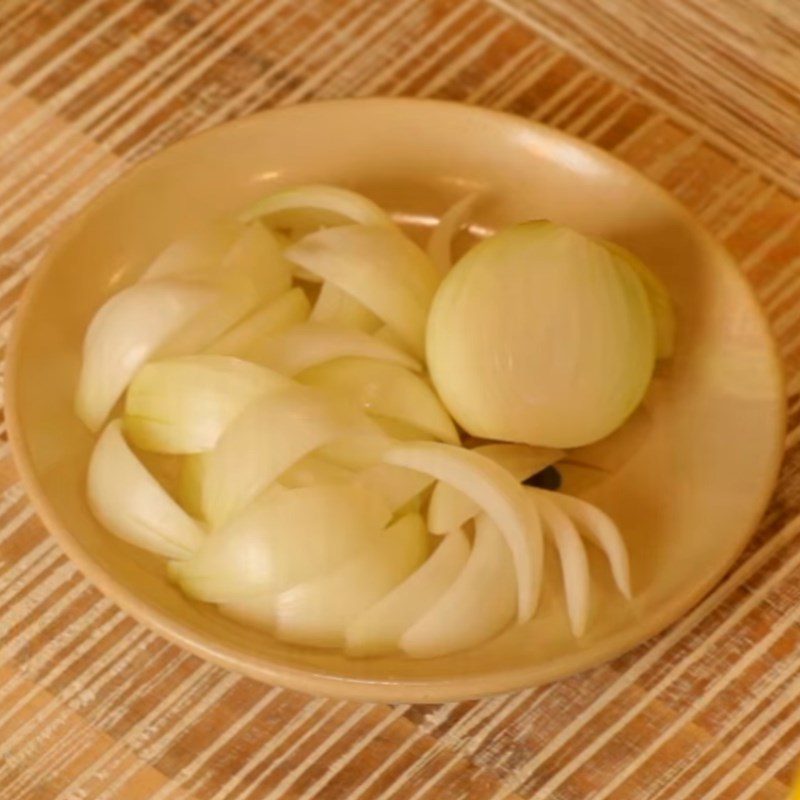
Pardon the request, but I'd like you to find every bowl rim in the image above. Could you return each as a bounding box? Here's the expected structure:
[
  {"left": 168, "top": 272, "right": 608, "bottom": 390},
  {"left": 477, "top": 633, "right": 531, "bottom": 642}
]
[{"left": 5, "top": 96, "right": 787, "bottom": 703}]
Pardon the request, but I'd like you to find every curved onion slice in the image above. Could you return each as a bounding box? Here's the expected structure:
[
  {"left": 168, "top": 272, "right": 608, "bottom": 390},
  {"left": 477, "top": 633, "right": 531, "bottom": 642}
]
[
  {"left": 124, "top": 355, "right": 290, "bottom": 454},
  {"left": 241, "top": 184, "right": 396, "bottom": 229},
  {"left": 75, "top": 279, "right": 216, "bottom": 431},
  {"left": 401, "top": 514, "right": 516, "bottom": 658},
  {"left": 273, "top": 512, "right": 428, "bottom": 647},
  {"left": 532, "top": 491, "right": 590, "bottom": 636},
  {"left": 205, "top": 287, "right": 310, "bottom": 358},
  {"left": 346, "top": 528, "right": 470, "bottom": 656},
  {"left": 538, "top": 490, "right": 631, "bottom": 599},
  {"left": 311, "top": 282, "right": 380, "bottom": 332},
  {"left": 285, "top": 225, "right": 439, "bottom": 356},
  {"left": 249, "top": 322, "right": 420, "bottom": 375},
  {"left": 428, "top": 443, "right": 563, "bottom": 534},
  {"left": 139, "top": 219, "right": 242, "bottom": 281},
  {"left": 88, "top": 421, "right": 204, "bottom": 559},
  {"left": 383, "top": 441, "right": 542, "bottom": 621},
  {"left": 355, "top": 463, "right": 434, "bottom": 510},
  {"left": 171, "top": 484, "right": 390, "bottom": 603},
  {"left": 179, "top": 452, "right": 209, "bottom": 519},
  {"left": 299, "top": 357, "right": 458, "bottom": 443},
  {"left": 158, "top": 224, "right": 293, "bottom": 356},
  {"left": 202, "top": 386, "right": 385, "bottom": 527},
  {"left": 427, "top": 194, "right": 478, "bottom": 274},
  {"left": 279, "top": 453, "right": 355, "bottom": 488}
]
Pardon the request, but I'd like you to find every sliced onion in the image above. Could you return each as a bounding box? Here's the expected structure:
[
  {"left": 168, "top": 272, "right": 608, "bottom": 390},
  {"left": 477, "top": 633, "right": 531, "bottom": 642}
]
[
  {"left": 568, "top": 404, "right": 651, "bottom": 473},
  {"left": 139, "top": 219, "right": 243, "bottom": 281},
  {"left": 178, "top": 452, "right": 209, "bottom": 519},
  {"left": 204, "top": 287, "right": 311, "bottom": 358},
  {"left": 219, "top": 593, "right": 275, "bottom": 631},
  {"left": 298, "top": 357, "right": 458, "bottom": 443},
  {"left": 427, "top": 193, "right": 478, "bottom": 274},
  {"left": 158, "top": 223, "right": 293, "bottom": 356},
  {"left": 557, "top": 462, "right": 607, "bottom": 495},
  {"left": 428, "top": 443, "right": 562, "bottom": 534},
  {"left": 346, "top": 529, "right": 470, "bottom": 656},
  {"left": 171, "top": 483, "right": 389, "bottom": 603},
  {"left": 383, "top": 441, "right": 542, "bottom": 621},
  {"left": 532, "top": 491, "right": 590, "bottom": 636},
  {"left": 285, "top": 225, "right": 439, "bottom": 357},
  {"left": 241, "top": 184, "right": 396, "bottom": 229},
  {"left": 249, "top": 322, "right": 420, "bottom": 375},
  {"left": 539, "top": 490, "right": 632, "bottom": 599},
  {"left": 401, "top": 514, "right": 516, "bottom": 658},
  {"left": 124, "top": 355, "right": 290, "bottom": 454},
  {"left": 355, "top": 463, "right": 434, "bottom": 510},
  {"left": 75, "top": 279, "right": 216, "bottom": 431},
  {"left": 279, "top": 453, "right": 355, "bottom": 488},
  {"left": 311, "top": 282, "right": 380, "bottom": 332},
  {"left": 426, "top": 221, "right": 657, "bottom": 447},
  {"left": 273, "top": 512, "right": 428, "bottom": 647},
  {"left": 88, "top": 421, "right": 204, "bottom": 559},
  {"left": 202, "top": 385, "right": 386, "bottom": 527}
]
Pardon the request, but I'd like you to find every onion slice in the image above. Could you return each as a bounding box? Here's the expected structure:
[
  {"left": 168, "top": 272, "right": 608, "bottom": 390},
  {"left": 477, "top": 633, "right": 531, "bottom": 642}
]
[
  {"left": 202, "top": 385, "right": 386, "bottom": 527},
  {"left": 311, "top": 282, "right": 380, "bottom": 332},
  {"left": 249, "top": 322, "right": 420, "bottom": 375},
  {"left": 241, "top": 184, "right": 396, "bottom": 229},
  {"left": 401, "top": 514, "right": 516, "bottom": 658},
  {"left": 299, "top": 357, "right": 458, "bottom": 443},
  {"left": 178, "top": 452, "right": 209, "bottom": 519},
  {"left": 383, "top": 441, "right": 542, "bottom": 621},
  {"left": 75, "top": 279, "right": 216, "bottom": 431},
  {"left": 355, "top": 463, "right": 434, "bottom": 510},
  {"left": 88, "top": 421, "right": 204, "bottom": 559},
  {"left": 273, "top": 512, "right": 428, "bottom": 647},
  {"left": 204, "top": 287, "right": 311, "bottom": 358},
  {"left": 428, "top": 443, "right": 563, "bottom": 534},
  {"left": 285, "top": 225, "right": 439, "bottom": 357},
  {"left": 427, "top": 193, "right": 478, "bottom": 274},
  {"left": 346, "top": 529, "right": 470, "bottom": 656},
  {"left": 532, "top": 491, "right": 590, "bottom": 636},
  {"left": 124, "top": 355, "right": 291, "bottom": 454},
  {"left": 279, "top": 453, "right": 355, "bottom": 488},
  {"left": 537, "top": 490, "right": 632, "bottom": 599},
  {"left": 171, "top": 484, "right": 389, "bottom": 603}
]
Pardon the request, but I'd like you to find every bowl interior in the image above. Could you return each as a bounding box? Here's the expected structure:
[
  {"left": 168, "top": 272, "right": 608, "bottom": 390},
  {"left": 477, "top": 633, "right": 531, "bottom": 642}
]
[{"left": 8, "top": 99, "right": 784, "bottom": 702}]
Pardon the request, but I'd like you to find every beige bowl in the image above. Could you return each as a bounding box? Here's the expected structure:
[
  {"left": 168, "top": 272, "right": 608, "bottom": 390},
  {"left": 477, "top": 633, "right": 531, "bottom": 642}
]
[{"left": 6, "top": 98, "right": 785, "bottom": 703}]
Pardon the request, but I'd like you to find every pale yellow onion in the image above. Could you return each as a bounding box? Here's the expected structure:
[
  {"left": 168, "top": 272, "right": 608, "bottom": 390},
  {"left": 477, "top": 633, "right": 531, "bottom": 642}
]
[
  {"left": 426, "top": 221, "right": 657, "bottom": 447},
  {"left": 241, "top": 184, "right": 396, "bottom": 229},
  {"left": 75, "top": 279, "right": 216, "bottom": 431},
  {"left": 219, "top": 593, "right": 275, "bottom": 631},
  {"left": 139, "top": 219, "right": 243, "bottom": 281},
  {"left": 285, "top": 225, "right": 440, "bottom": 356},
  {"left": 249, "top": 322, "right": 420, "bottom": 375},
  {"left": 298, "top": 357, "right": 458, "bottom": 444},
  {"left": 171, "top": 483, "right": 390, "bottom": 603},
  {"left": 427, "top": 193, "right": 478, "bottom": 274},
  {"left": 158, "top": 223, "right": 293, "bottom": 356},
  {"left": 124, "top": 355, "right": 290, "bottom": 454},
  {"left": 540, "top": 490, "right": 632, "bottom": 598},
  {"left": 311, "top": 282, "right": 380, "bottom": 332},
  {"left": 401, "top": 514, "right": 516, "bottom": 658},
  {"left": 279, "top": 453, "right": 355, "bottom": 488},
  {"left": 346, "top": 528, "right": 470, "bottom": 656},
  {"left": 273, "top": 512, "right": 428, "bottom": 647},
  {"left": 383, "top": 441, "right": 542, "bottom": 621},
  {"left": 355, "top": 463, "right": 434, "bottom": 511},
  {"left": 427, "top": 443, "right": 564, "bottom": 534},
  {"left": 88, "top": 421, "right": 204, "bottom": 559},
  {"left": 532, "top": 491, "right": 590, "bottom": 636},
  {"left": 204, "top": 287, "right": 311, "bottom": 358},
  {"left": 178, "top": 452, "right": 209, "bottom": 519},
  {"left": 202, "top": 385, "right": 386, "bottom": 526}
]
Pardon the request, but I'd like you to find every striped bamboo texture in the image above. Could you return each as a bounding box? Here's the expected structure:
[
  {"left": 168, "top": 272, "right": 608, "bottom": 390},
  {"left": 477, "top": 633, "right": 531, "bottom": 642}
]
[{"left": 1, "top": 1, "right": 799, "bottom": 798}]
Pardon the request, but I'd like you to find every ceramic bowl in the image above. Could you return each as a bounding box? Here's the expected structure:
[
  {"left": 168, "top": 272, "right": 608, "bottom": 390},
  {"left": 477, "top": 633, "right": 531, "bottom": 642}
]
[{"left": 6, "top": 98, "right": 785, "bottom": 702}]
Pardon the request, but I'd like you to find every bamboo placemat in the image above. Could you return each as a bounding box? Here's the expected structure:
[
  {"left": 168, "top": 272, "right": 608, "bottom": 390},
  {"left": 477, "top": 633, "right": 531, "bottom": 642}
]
[{"left": 1, "top": 2, "right": 799, "bottom": 798}]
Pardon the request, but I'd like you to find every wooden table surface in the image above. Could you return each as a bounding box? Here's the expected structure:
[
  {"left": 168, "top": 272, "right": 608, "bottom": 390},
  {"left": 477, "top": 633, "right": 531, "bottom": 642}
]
[{"left": 1, "top": 1, "right": 799, "bottom": 798}]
